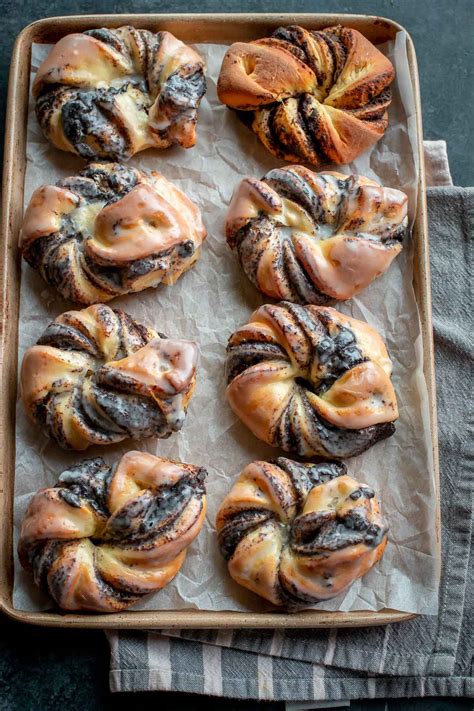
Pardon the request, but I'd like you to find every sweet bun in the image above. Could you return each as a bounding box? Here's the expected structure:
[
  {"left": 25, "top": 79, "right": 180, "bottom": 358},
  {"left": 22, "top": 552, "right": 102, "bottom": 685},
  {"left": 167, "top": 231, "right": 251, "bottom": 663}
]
[
  {"left": 21, "top": 162, "right": 206, "bottom": 304},
  {"left": 217, "top": 457, "right": 387, "bottom": 606},
  {"left": 226, "top": 166, "right": 407, "bottom": 304},
  {"left": 226, "top": 301, "right": 398, "bottom": 458},
  {"left": 33, "top": 26, "right": 206, "bottom": 160},
  {"left": 19, "top": 452, "right": 207, "bottom": 612},
  {"left": 218, "top": 25, "right": 394, "bottom": 166},
  {"left": 21, "top": 304, "right": 198, "bottom": 450}
]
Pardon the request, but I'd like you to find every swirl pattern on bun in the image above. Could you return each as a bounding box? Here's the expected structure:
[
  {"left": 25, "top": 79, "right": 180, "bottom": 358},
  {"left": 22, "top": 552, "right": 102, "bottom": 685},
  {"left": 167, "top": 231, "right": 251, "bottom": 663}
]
[
  {"left": 21, "top": 304, "right": 198, "bottom": 450},
  {"left": 226, "top": 167, "right": 407, "bottom": 304},
  {"left": 226, "top": 302, "right": 398, "bottom": 458},
  {"left": 218, "top": 25, "right": 394, "bottom": 166},
  {"left": 216, "top": 457, "right": 388, "bottom": 606},
  {"left": 33, "top": 27, "right": 206, "bottom": 160},
  {"left": 21, "top": 163, "right": 206, "bottom": 304},
  {"left": 18, "top": 452, "right": 207, "bottom": 612}
]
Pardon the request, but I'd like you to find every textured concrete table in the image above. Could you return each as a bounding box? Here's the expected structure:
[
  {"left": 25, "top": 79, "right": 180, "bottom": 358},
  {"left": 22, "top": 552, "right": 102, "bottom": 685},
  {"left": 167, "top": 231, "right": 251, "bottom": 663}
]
[{"left": 1, "top": 1, "right": 472, "bottom": 709}]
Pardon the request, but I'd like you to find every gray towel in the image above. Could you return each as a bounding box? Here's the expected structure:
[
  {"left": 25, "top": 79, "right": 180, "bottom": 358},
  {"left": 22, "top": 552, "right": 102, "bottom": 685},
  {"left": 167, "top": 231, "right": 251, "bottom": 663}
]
[{"left": 108, "top": 143, "right": 473, "bottom": 700}]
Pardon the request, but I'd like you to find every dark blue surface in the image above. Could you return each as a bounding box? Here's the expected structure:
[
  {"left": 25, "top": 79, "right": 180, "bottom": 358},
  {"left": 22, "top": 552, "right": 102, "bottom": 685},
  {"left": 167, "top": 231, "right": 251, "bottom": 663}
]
[
  {"left": 0, "top": 617, "right": 472, "bottom": 709},
  {"left": 1, "top": 1, "right": 472, "bottom": 709}
]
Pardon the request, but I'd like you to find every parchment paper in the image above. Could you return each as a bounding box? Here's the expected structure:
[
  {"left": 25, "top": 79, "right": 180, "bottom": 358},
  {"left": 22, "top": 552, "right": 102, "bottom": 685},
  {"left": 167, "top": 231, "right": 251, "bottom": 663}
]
[{"left": 13, "top": 33, "right": 439, "bottom": 614}]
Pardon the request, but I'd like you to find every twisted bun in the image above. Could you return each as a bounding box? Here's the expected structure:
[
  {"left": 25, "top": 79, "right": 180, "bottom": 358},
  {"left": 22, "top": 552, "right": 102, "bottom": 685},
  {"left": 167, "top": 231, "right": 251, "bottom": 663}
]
[
  {"left": 19, "top": 452, "right": 207, "bottom": 612},
  {"left": 21, "top": 304, "right": 198, "bottom": 450},
  {"left": 226, "top": 167, "right": 407, "bottom": 304},
  {"left": 216, "top": 457, "right": 387, "bottom": 606},
  {"left": 33, "top": 27, "right": 206, "bottom": 160},
  {"left": 218, "top": 25, "right": 394, "bottom": 166},
  {"left": 226, "top": 302, "right": 398, "bottom": 458},
  {"left": 21, "top": 162, "right": 206, "bottom": 304}
]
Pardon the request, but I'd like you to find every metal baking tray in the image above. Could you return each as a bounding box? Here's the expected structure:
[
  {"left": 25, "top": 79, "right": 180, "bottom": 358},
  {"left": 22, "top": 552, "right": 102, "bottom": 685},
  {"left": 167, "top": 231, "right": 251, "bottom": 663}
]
[{"left": 0, "top": 13, "right": 440, "bottom": 629}]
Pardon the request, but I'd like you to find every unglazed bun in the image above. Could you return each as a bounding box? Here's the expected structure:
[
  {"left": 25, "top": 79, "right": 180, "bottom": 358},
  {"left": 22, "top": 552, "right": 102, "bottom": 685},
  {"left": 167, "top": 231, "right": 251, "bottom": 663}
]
[
  {"left": 33, "top": 27, "right": 206, "bottom": 160},
  {"left": 20, "top": 162, "right": 207, "bottom": 304},
  {"left": 20, "top": 304, "right": 198, "bottom": 450},
  {"left": 216, "top": 457, "right": 387, "bottom": 607},
  {"left": 18, "top": 452, "right": 207, "bottom": 612},
  {"left": 226, "top": 302, "right": 398, "bottom": 458},
  {"left": 226, "top": 167, "right": 407, "bottom": 304},
  {"left": 217, "top": 25, "right": 394, "bottom": 166}
]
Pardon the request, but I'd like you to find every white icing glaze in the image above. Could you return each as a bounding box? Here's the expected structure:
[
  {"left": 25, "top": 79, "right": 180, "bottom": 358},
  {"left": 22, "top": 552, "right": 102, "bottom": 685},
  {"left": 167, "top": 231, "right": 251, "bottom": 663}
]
[
  {"left": 154, "top": 32, "right": 203, "bottom": 86},
  {"left": 226, "top": 361, "right": 295, "bottom": 444},
  {"left": 70, "top": 201, "right": 104, "bottom": 235},
  {"left": 112, "top": 88, "right": 153, "bottom": 152},
  {"left": 105, "top": 338, "right": 198, "bottom": 397},
  {"left": 108, "top": 451, "right": 195, "bottom": 511},
  {"left": 97, "top": 546, "right": 186, "bottom": 589},
  {"left": 296, "top": 233, "right": 402, "bottom": 300},
  {"left": 33, "top": 33, "right": 132, "bottom": 94},
  {"left": 88, "top": 184, "right": 186, "bottom": 262},
  {"left": 226, "top": 177, "right": 281, "bottom": 236},
  {"left": 340, "top": 183, "right": 408, "bottom": 235},
  {"left": 229, "top": 520, "right": 284, "bottom": 606},
  {"left": 20, "top": 185, "right": 79, "bottom": 247},
  {"left": 105, "top": 497, "right": 206, "bottom": 566},
  {"left": 218, "top": 461, "right": 297, "bottom": 524},
  {"left": 56, "top": 304, "right": 123, "bottom": 361},
  {"left": 309, "top": 360, "right": 398, "bottom": 428},
  {"left": 322, "top": 308, "right": 393, "bottom": 376},
  {"left": 20, "top": 490, "right": 98, "bottom": 543},
  {"left": 20, "top": 345, "right": 93, "bottom": 414}
]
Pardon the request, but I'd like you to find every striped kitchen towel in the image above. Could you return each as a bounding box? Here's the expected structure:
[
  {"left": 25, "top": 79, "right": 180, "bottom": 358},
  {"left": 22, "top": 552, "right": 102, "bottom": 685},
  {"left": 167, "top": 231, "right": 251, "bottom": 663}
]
[{"left": 108, "top": 142, "right": 473, "bottom": 700}]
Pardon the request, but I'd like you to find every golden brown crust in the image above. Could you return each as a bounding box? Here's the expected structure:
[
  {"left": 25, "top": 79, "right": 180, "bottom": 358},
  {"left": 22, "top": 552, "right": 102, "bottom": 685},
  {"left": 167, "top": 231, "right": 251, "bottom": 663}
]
[
  {"left": 216, "top": 458, "right": 387, "bottom": 607},
  {"left": 217, "top": 40, "right": 317, "bottom": 108},
  {"left": 20, "top": 304, "right": 198, "bottom": 450},
  {"left": 217, "top": 25, "right": 394, "bottom": 166},
  {"left": 34, "top": 27, "right": 207, "bottom": 160},
  {"left": 20, "top": 162, "right": 206, "bottom": 305},
  {"left": 18, "top": 452, "right": 207, "bottom": 612},
  {"left": 226, "top": 167, "right": 407, "bottom": 304},
  {"left": 225, "top": 302, "right": 398, "bottom": 459}
]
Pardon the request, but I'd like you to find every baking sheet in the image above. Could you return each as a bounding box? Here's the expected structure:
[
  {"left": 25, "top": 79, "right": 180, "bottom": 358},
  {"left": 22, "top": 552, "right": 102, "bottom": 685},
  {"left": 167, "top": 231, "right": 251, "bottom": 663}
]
[{"left": 13, "top": 33, "right": 439, "bottom": 614}]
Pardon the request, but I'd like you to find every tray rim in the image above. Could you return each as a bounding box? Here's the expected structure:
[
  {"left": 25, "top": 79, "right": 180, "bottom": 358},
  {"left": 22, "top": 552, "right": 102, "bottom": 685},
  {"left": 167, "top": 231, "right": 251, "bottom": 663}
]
[{"left": 0, "top": 11, "right": 439, "bottom": 630}]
